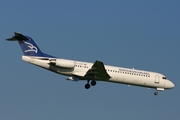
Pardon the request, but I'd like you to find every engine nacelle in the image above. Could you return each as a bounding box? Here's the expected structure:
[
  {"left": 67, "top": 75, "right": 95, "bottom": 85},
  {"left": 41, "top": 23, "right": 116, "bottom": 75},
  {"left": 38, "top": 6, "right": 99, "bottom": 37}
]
[{"left": 50, "top": 59, "right": 75, "bottom": 68}]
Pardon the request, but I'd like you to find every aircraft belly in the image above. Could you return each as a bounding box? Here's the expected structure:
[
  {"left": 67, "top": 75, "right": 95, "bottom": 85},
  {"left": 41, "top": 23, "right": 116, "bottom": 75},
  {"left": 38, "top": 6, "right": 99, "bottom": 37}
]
[{"left": 109, "top": 75, "right": 165, "bottom": 88}]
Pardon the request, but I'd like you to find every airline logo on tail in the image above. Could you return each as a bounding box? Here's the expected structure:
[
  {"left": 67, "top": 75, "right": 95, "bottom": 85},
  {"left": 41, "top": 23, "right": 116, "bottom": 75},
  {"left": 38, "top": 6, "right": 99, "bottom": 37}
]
[{"left": 24, "top": 41, "right": 38, "bottom": 53}]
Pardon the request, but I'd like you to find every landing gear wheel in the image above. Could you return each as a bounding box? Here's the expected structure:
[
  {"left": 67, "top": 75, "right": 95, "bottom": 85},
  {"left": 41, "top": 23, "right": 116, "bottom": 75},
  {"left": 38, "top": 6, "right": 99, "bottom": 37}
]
[
  {"left": 154, "top": 92, "right": 158, "bottom": 95},
  {"left": 85, "top": 84, "right": 90, "bottom": 89},
  {"left": 91, "top": 80, "right": 96, "bottom": 86}
]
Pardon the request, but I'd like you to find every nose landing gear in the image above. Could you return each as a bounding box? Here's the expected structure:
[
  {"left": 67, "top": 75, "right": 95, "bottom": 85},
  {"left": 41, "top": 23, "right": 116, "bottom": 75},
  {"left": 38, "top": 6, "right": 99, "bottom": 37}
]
[{"left": 154, "top": 91, "right": 158, "bottom": 95}]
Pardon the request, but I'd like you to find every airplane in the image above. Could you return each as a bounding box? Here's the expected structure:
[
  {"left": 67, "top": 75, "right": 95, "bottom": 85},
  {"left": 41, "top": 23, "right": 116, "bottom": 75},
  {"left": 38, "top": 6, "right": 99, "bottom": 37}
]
[{"left": 6, "top": 32, "right": 175, "bottom": 95}]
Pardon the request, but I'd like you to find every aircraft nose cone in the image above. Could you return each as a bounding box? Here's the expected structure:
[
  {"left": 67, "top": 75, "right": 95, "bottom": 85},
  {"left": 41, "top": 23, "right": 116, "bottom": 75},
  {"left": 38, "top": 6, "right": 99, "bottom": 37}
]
[{"left": 165, "top": 80, "right": 175, "bottom": 89}]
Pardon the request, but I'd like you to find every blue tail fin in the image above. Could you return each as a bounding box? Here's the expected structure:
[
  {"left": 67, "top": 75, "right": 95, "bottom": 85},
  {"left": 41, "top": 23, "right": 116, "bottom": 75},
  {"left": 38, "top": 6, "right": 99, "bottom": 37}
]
[
  {"left": 6, "top": 32, "right": 54, "bottom": 57},
  {"left": 18, "top": 37, "right": 43, "bottom": 56}
]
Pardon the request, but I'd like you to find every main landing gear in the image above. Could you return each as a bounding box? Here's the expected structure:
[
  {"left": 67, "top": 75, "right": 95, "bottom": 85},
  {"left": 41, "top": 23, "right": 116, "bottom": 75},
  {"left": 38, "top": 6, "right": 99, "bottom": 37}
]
[{"left": 85, "top": 80, "right": 96, "bottom": 89}]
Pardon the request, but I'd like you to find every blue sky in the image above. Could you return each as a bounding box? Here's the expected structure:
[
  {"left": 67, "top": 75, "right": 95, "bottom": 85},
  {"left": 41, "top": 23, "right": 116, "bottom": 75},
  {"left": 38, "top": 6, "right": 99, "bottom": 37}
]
[{"left": 1, "top": 0, "right": 180, "bottom": 119}]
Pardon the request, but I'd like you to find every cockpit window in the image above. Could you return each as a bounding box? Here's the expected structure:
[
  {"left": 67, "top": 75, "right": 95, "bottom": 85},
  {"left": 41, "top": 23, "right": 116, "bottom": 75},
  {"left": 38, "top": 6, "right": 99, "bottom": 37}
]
[{"left": 162, "top": 77, "right": 167, "bottom": 79}]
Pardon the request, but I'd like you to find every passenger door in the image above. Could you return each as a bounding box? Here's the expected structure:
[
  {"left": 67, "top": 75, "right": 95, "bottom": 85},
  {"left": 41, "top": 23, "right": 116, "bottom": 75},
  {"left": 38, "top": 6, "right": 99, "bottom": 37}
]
[{"left": 155, "top": 75, "right": 160, "bottom": 84}]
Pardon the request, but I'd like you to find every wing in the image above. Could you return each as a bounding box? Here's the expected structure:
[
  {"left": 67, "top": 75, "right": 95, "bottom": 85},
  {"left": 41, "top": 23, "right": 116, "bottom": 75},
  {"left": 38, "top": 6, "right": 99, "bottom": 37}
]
[{"left": 83, "top": 60, "right": 111, "bottom": 80}]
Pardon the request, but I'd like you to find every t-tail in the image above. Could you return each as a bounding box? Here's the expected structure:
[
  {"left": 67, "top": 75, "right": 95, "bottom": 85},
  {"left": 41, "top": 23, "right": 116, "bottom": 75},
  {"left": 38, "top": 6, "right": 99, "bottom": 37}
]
[{"left": 6, "top": 32, "right": 55, "bottom": 58}]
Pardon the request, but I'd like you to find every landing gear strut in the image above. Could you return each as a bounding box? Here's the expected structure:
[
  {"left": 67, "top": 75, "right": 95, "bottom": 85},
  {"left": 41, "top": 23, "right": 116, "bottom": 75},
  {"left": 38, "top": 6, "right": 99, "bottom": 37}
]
[{"left": 84, "top": 80, "right": 96, "bottom": 89}]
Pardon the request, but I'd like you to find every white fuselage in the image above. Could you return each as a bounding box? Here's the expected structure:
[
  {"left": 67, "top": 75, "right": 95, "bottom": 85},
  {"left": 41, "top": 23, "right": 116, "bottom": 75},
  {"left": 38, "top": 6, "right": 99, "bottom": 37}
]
[{"left": 22, "top": 55, "right": 174, "bottom": 91}]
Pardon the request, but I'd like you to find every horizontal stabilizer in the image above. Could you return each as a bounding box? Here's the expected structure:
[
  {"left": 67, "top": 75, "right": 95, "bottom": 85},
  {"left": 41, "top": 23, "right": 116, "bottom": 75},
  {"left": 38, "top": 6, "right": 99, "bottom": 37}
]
[{"left": 6, "top": 32, "right": 29, "bottom": 41}]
